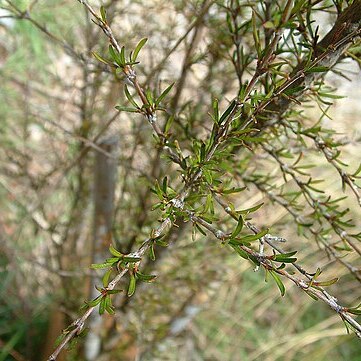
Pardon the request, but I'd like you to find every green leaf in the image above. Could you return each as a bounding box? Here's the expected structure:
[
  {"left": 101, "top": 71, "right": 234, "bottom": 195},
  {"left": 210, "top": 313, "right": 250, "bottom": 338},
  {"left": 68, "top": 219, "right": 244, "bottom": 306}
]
[
  {"left": 149, "top": 244, "right": 156, "bottom": 261},
  {"left": 90, "top": 263, "right": 112, "bottom": 269},
  {"left": 132, "top": 38, "right": 148, "bottom": 62},
  {"left": 212, "top": 98, "right": 219, "bottom": 123},
  {"left": 115, "top": 105, "right": 140, "bottom": 113},
  {"left": 102, "top": 269, "right": 112, "bottom": 287},
  {"left": 231, "top": 244, "right": 249, "bottom": 259},
  {"left": 222, "top": 186, "right": 247, "bottom": 194},
  {"left": 203, "top": 169, "right": 212, "bottom": 184},
  {"left": 155, "top": 238, "right": 168, "bottom": 247},
  {"left": 269, "top": 270, "right": 286, "bottom": 296},
  {"left": 84, "top": 296, "right": 102, "bottom": 308},
  {"left": 238, "top": 202, "right": 264, "bottom": 214},
  {"left": 233, "top": 228, "right": 269, "bottom": 244},
  {"left": 348, "top": 308, "right": 361, "bottom": 315},
  {"left": 104, "top": 295, "right": 115, "bottom": 314},
  {"left": 95, "top": 285, "right": 103, "bottom": 292},
  {"left": 284, "top": 85, "right": 305, "bottom": 96},
  {"left": 120, "top": 46, "right": 126, "bottom": 65},
  {"left": 249, "top": 255, "right": 260, "bottom": 266},
  {"left": 291, "top": 0, "right": 307, "bottom": 15},
  {"left": 242, "top": 136, "right": 265, "bottom": 143},
  {"left": 124, "top": 85, "right": 140, "bottom": 108},
  {"left": 99, "top": 298, "right": 106, "bottom": 315},
  {"left": 263, "top": 21, "right": 274, "bottom": 29},
  {"left": 318, "top": 92, "right": 345, "bottom": 99},
  {"left": 274, "top": 257, "right": 297, "bottom": 264},
  {"left": 162, "top": 176, "right": 168, "bottom": 193},
  {"left": 109, "top": 45, "right": 122, "bottom": 67},
  {"left": 312, "top": 277, "right": 339, "bottom": 287},
  {"left": 128, "top": 273, "right": 136, "bottom": 297},
  {"left": 226, "top": 12, "right": 234, "bottom": 33},
  {"left": 310, "top": 267, "right": 322, "bottom": 279},
  {"left": 195, "top": 223, "right": 207, "bottom": 236},
  {"left": 239, "top": 83, "right": 248, "bottom": 101},
  {"left": 54, "top": 333, "right": 66, "bottom": 347},
  {"left": 273, "top": 251, "right": 298, "bottom": 263},
  {"left": 152, "top": 179, "right": 164, "bottom": 199},
  {"left": 231, "top": 128, "right": 259, "bottom": 137},
  {"left": 219, "top": 100, "right": 237, "bottom": 124},
  {"left": 305, "top": 290, "right": 319, "bottom": 301},
  {"left": 92, "top": 51, "right": 111, "bottom": 65},
  {"left": 145, "top": 88, "right": 154, "bottom": 105},
  {"left": 231, "top": 215, "right": 244, "bottom": 238},
  {"left": 200, "top": 142, "right": 206, "bottom": 162},
  {"left": 136, "top": 271, "right": 157, "bottom": 282},
  {"left": 353, "top": 163, "right": 361, "bottom": 177},
  {"left": 164, "top": 115, "right": 174, "bottom": 133},
  {"left": 204, "top": 194, "right": 214, "bottom": 215},
  {"left": 100, "top": 6, "right": 107, "bottom": 22},
  {"left": 156, "top": 83, "right": 175, "bottom": 106},
  {"left": 123, "top": 256, "right": 142, "bottom": 263},
  {"left": 252, "top": 11, "right": 261, "bottom": 57},
  {"left": 107, "top": 289, "right": 123, "bottom": 294},
  {"left": 105, "top": 257, "right": 120, "bottom": 264},
  {"left": 305, "top": 66, "right": 329, "bottom": 73},
  {"left": 109, "top": 244, "right": 123, "bottom": 257}
]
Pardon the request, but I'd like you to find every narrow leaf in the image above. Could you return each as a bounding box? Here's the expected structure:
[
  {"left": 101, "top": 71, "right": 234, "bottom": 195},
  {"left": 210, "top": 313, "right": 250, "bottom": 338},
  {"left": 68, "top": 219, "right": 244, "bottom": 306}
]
[
  {"left": 305, "top": 66, "right": 329, "bottom": 73},
  {"left": 200, "top": 142, "right": 206, "bottom": 162},
  {"left": 318, "top": 92, "right": 345, "bottom": 99},
  {"left": 231, "top": 245, "right": 249, "bottom": 259},
  {"left": 234, "top": 228, "right": 269, "bottom": 244},
  {"left": 222, "top": 186, "right": 247, "bottom": 194},
  {"left": 269, "top": 270, "right": 286, "bottom": 296},
  {"left": 100, "top": 6, "right": 107, "bottom": 22},
  {"left": 105, "top": 257, "right": 120, "bottom": 264},
  {"left": 84, "top": 296, "right": 102, "bottom": 307},
  {"left": 238, "top": 202, "right": 264, "bottom": 214},
  {"left": 162, "top": 176, "right": 168, "bottom": 193},
  {"left": 212, "top": 98, "right": 219, "bottom": 123},
  {"left": 128, "top": 273, "right": 136, "bottom": 297},
  {"left": 91, "top": 263, "right": 111, "bottom": 269},
  {"left": 145, "top": 88, "right": 154, "bottom": 105},
  {"left": 115, "top": 105, "right": 140, "bottom": 113},
  {"left": 92, "top": 51, "right": 111, "bottom": 65},
  {"left": 164, "top": 115, "right": 174, "bottom": 133},
  {"left": 105, "top": 297, "right": 115, "bottom": 314},
  {"left": 348, "top": 308, "right": 361, "bottom": 315},
  {"left": 132, "top": 38, "right": 148, "bottom": 62},
  {"left": 124, "top": 85, "right": 140, "bottom": 108},
  {"left": 123, "top": 256, "right": 142, "bottom": 263},
  {"left": 231, "top": 215, "right": 244, "bottom": 238},
  {"left": 219, "top": 100, "right": 237, "bottom": 124},
  {"left": 195, "top": 223, "right": 207, "bottom": 236},
  {"left": 109, "top": 244, "right": 123, "bottom": 257},
  {"left": 99, "top": 298, "right": 106, "bottom": 315},
  {"left": 156, "top": 83, "right": 175, "bottom": 106},
  {"left": 120, "top": 46, "right": 126, "bottom": 65},
  {"left": 149, "top": 244, "right": 156, "bottom": 261},
  {"left": 136, "top": 271, "right": 157, "bottom": 282},
  {"left": 109, "top": 45, "right": 122, "bottom": 66},
  {"left": 312, "top": 277, "right": 339, "bottom": 287},
  {"left": 284, "top": 85, "right": 305, "bottom": 96},
  {"left": 102, "top": 269, "right": 112, "bottom": 287},
  {"left": 107, "top": 289, "right": 122, "bottom": 295}
]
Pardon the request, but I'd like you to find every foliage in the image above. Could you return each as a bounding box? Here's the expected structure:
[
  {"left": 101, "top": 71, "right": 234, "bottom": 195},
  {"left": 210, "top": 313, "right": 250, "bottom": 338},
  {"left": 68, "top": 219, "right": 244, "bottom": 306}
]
[{"left": 0, "top": 0, "right": 360, "bottom": 360}]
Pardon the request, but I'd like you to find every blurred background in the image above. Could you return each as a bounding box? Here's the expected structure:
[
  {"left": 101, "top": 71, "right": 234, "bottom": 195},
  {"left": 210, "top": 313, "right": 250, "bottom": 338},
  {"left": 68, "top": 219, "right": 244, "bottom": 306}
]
[{"left": 0, "top": 0, "right": 360, "bottom": 360}]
